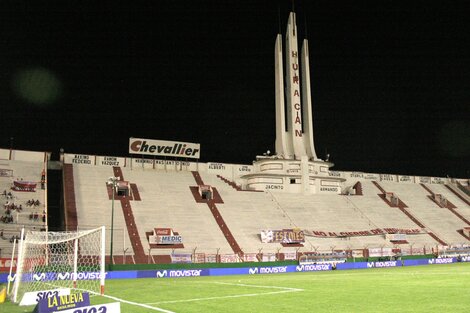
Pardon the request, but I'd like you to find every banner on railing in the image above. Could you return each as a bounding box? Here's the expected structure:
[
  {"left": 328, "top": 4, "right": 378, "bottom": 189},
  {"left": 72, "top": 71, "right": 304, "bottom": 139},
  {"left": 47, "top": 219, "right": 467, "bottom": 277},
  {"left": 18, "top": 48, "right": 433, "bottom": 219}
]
[
  {"left": 351, "top": 250, "right": 364, "bottom": 258},
  {"left": 260, "top": 229, "right": 305, "bottom": 243},
  {"left": 170, "top": 253, "right": 192, "bottom": 264},
  {"left": 194, "top": 253, "right": 206, "bottom": 263},
  {"left": 205, "top": 254, "right": 217, "bottom": 263},
  {"left": 303, "top": 228, "right": 422, "bottom": 238},
  {"left": 385, "top": 233, "right": 407, "bottom": 241},
  {"left": 368, "top": 247, "right": 393, "bottom": 257},
  {"left": 220, "top": 254, "right": 238, "bottom": 263},
  {"left": 283, "top": 252, "right": 297, "bottom": 260},
  {"left": 261, "top": 253, "right": 277, "bottom": 262},
  {"left": 0, "top": 258, "right": 16, "bottom": 271},
  {"left": 243, "top": 253, "right": 258, "bottom": 262}
]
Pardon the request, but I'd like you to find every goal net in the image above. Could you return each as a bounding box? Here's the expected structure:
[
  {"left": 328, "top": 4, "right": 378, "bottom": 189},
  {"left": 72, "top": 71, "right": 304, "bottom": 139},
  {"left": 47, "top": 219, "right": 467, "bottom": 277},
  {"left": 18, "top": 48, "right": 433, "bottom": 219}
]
[{"left": 12, "top": 226, "right": 105, "bottom": 303}]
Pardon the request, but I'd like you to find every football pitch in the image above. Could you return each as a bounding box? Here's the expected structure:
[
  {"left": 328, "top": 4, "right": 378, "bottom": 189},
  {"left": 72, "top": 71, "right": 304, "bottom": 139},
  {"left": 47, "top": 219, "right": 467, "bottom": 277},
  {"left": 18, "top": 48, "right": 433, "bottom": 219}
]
[{"left": 2, "top": 263, "right": 470, "bottom": 313}]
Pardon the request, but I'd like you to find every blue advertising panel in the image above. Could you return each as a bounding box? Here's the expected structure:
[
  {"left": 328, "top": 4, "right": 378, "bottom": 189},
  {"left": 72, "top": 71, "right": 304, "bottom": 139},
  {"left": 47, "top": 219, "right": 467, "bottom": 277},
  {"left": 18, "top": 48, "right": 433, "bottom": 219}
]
[
  {"left": 0, "top": 257, "right": 465, "bottom": 284},
  {"left": 36, "top": 292, "right": 90, "bottom": 313},
  {"left": 209, "top": 267, "right": 251, "bottom": 276},
  {"left": 107, "top": 270, "right": 138, "bottom": 279},
  {"left": 295, "top": 264, "right": 331, "bottom": 272},
  {"left": 336, "top": 262, "right": 368, "bottom": 270}
]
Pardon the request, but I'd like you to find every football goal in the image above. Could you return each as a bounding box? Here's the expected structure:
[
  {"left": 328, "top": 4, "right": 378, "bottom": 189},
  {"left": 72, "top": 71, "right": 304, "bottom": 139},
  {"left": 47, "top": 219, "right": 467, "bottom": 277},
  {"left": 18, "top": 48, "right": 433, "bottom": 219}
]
[{"left": 11, "top": 226, "right": 105, "bottom": 303}]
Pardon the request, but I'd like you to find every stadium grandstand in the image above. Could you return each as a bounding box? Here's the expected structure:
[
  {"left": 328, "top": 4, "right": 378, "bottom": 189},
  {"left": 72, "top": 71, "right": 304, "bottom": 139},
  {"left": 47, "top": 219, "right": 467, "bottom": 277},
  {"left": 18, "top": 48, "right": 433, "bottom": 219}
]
[{"left": 1, "top": 146, "right": 469, "bottom": 270}]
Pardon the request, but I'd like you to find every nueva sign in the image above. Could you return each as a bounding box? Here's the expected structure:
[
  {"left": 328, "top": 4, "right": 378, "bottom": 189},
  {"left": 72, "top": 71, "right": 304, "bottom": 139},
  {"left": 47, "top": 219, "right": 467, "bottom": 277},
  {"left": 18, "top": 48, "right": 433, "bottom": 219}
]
[{"left": 129, "top": 138, "right": 200, "bottom": 159}]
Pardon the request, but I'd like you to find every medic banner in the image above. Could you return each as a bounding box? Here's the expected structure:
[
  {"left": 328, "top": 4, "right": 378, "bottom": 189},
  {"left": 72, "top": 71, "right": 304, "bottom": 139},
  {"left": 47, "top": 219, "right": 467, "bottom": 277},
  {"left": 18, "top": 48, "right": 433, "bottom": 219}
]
[
  {"left": 129, "top": 138, "right": 200, "bottom": 159},
  {"left": 155, "top": 235, "right": 183, "bottom": 245},
  {"left": 303, "top": 228, "right": 423, "bottom": 238},
  {"left": 260, "top": 229, "right": 305, "bottom": 243}
]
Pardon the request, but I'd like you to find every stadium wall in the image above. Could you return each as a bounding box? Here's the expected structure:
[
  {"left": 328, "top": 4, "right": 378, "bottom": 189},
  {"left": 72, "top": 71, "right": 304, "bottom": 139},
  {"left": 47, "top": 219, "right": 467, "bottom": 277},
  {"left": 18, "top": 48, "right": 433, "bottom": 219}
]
[
  {"left": 62, "top": 152, "right": 467, "bottom": 190},
  {"left": 0, "top": 148, "right": 50, "bottom": 162}
]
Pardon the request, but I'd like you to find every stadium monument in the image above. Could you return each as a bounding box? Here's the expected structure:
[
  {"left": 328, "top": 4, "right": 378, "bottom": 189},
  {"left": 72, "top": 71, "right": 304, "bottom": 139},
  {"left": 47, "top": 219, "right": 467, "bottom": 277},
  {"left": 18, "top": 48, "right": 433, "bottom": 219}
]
[{"left": 241, "top": 12, "right": 344, "bottom": 194}]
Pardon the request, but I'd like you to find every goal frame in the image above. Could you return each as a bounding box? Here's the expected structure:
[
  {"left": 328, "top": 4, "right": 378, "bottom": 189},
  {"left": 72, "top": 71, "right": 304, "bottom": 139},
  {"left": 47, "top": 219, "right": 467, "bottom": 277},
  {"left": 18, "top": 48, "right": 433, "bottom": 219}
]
[{"left": 11, "top": 226, "right": 106, "bottom": 303}]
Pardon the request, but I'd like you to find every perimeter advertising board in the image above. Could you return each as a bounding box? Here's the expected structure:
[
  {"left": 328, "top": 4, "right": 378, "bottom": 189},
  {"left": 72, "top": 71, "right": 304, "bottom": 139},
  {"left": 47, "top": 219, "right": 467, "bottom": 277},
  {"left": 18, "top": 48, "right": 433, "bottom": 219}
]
[
  {"left": 129, "top": 138, "right": 200, "bottom": 159},
  {"left": 1, "top": 258, "right": 464, "bottom": 284}
]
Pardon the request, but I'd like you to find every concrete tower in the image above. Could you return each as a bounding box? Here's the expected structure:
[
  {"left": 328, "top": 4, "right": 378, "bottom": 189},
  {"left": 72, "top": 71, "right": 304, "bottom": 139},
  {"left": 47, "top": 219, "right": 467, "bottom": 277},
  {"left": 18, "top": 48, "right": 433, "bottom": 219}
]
[
  {"left": 242, "top": 11, "right": 344, "bottom": 194},
  {"left": 275, "top": 12, "right": 317, "bottom": 161}
]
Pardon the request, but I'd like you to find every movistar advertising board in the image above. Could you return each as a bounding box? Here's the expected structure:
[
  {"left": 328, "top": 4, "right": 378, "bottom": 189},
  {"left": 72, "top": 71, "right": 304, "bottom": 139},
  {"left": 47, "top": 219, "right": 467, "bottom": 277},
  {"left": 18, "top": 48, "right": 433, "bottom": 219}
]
[{"left": 0, "top": 258, "right": 463, "bottom": 284}]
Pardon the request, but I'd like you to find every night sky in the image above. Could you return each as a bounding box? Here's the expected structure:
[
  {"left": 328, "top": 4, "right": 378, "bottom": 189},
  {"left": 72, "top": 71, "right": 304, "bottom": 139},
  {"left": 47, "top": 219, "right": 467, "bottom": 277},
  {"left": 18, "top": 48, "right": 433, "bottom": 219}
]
[{"left": 1, "top": 0, "right": 469, "bottom": 178}]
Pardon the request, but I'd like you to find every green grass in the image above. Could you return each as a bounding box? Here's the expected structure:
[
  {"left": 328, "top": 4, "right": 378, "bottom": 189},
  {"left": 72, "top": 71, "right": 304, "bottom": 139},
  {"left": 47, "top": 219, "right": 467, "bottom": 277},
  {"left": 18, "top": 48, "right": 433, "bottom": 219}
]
[{"left": 2, "top": 263, "right": 470, "bottom": 312}]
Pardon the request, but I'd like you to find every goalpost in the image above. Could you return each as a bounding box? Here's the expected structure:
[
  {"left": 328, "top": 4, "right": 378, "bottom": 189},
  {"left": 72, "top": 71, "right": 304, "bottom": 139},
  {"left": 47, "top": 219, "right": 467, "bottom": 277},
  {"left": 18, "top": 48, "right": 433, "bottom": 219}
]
[{"left": 11, "top": 226, "right": 106, "bottom": 303}]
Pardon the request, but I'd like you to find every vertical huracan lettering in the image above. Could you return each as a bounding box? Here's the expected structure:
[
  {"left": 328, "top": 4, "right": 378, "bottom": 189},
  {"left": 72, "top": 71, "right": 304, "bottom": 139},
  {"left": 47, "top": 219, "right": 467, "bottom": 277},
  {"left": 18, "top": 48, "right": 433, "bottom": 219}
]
[{"left": 292, "top": 50, "right": 302, "bottom": 137}]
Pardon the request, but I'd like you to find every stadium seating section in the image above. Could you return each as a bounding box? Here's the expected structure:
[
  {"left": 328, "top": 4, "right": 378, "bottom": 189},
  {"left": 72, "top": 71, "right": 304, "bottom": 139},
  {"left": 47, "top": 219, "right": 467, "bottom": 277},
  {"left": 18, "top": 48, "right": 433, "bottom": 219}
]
[
  {"left": 64, "top": 161, "right": 470, "bottom": 264},
  {"left": 1, "top": 148, "right": 469, "bottom": 265}
]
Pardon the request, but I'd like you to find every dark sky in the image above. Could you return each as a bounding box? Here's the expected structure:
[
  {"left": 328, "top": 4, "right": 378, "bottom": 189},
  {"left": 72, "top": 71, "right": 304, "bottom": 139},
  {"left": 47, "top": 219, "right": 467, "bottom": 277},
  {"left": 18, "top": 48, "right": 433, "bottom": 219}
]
[{"left": 1, "top": 0, "right": 469, "bottom": 178}]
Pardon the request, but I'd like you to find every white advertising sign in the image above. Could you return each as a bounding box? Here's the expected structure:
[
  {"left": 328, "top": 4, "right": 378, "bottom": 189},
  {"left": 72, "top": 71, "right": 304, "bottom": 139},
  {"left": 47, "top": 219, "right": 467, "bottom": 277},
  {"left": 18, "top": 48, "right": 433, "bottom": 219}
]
[
  {"left": 20, "top": 288, "right": 70, "bottom": 306},
  {"left": 64, "top": 154, "right": 95, "bottom": 165},
  {"left": 380, "top": 174, "right": 396, "bottom": 182},
  {"left": 95, "top": 155, "right": 126, "bottom": 167},
  {"left": 431, "top": 177, "right": 445, "bottom": 184},
  {"left": 363, "top": 173, "right": 380, "bottom": 180},
  {"left": 398, "top": 175, "right": 414, "bottom": 183},
  {"left": 236, "top": 165, "right": 253, "bottom": 174},
  {"left": 129, "top": 138, "right": 200, "bottom": 159},
  {"left": 419, "top": 176, "right": 431, "bottom": 184},
  {"left": 131, "top": 157, "right": 154, "bottom": 169}
]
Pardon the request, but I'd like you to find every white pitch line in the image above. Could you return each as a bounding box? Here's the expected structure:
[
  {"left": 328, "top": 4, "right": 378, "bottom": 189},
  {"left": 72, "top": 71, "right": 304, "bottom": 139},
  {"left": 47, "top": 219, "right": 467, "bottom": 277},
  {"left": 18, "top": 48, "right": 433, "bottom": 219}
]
[
  {"left": 214, "top": 281, "right": 304, "bottom": 291},
  {"left": 88, "top": 290, "right": 176, "bottom": 313},
  {"left": 146, "top": 281, "right": 303, "bottom": 305},
  {"left": 149, "top": 289, "right": 302, "bottom": 305}
]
